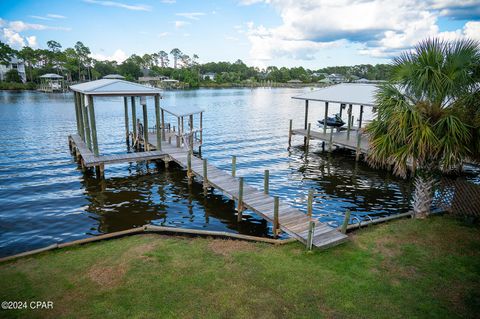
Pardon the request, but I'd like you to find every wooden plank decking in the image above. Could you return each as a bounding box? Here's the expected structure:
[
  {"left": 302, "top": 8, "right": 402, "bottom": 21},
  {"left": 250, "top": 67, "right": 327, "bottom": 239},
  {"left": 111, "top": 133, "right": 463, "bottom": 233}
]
[
  {"left": 147, "top": 133, "right": 348, "bottom": 249},
  {"left": 292, "top": 128, "right": 370, "bottom": 153},
  {"left": 69, "top": 133, "right": 348, "bottom": 249}
]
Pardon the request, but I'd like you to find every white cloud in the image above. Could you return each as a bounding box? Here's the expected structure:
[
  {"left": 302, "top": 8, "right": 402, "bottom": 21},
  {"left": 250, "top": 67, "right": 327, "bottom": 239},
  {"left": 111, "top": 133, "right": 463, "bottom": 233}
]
[
  {"left": 175, "top": 12, "right": 205, "bottom": 20},
  {"left": 463, "top": 21, "right": 480, "bottom": 41},
  {"left": 47, "top": 14, "right": 66, "bottom": 19},
  {"left": 161, "top": 0, "right": 176, "bottom": 3},
  {"left": 158, "top": 32, "right": 169, "bottom": 37},
  {"left": 83, "top": 0, "right": 151, "bottom": 11},
  {"left": 241, "top": 0, "right": 480, "bottom": 62},
  {"left": 0, "top": 19, "right": 69, "bottom": 49},
  {"left": 90, "top": 49, "right": 128, "bottom": 63},
  {"left": 26, "top": 35, "right": 38, "bottom": 48},
  {"left": 30, "top": 15, "right": 52, "bottom": 21},
  {"left": 225, "top": 35, "right": 239, "bottom": 41},
  {"left": 175, "top": 20, "right": 190, "bottom": 29},
  {"left": 3, "top": 28, "right": 25, "bottom": 47}
]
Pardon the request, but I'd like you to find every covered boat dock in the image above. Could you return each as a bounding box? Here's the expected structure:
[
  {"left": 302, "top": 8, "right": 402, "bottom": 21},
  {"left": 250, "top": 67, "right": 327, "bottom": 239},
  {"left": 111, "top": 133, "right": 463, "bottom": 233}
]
[{"left": 289, "top": 83, "right": 378, "bottom": 160}]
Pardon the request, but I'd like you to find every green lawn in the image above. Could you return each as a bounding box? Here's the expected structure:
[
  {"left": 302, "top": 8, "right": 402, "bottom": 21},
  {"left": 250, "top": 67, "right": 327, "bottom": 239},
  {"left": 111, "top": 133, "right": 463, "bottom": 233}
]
[{"left": 1, "top": 216, "right": 479, "bottom": 319}]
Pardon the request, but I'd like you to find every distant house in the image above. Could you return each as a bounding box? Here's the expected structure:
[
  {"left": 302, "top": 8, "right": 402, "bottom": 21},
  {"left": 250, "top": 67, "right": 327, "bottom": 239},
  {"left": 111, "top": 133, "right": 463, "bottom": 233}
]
[
  {"left": 355, "top": 78, "right": 371, "bottom": 83},
  {"left": 201, "top": 72, "right": 216, "bottom": 81},
  {"left": 103, "top": 74, "right": 125, "bottom": 80},
  {"left": 318, "top": 78, "right": 333, "bottom": 84},
  {"left": 326, "top": 73, "right": 345, "bottom": 83},
  {"left": 0, "top": 57, "right": 26, "bottom": 82}
]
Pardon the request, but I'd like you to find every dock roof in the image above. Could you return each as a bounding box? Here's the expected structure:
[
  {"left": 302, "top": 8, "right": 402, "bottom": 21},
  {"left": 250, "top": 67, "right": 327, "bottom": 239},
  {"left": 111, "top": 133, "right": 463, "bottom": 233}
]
[
  {"left": 70, "top": 79, "right": 162, "bottom": 96},
  {"left": 161, "top": 104, "right": 204, "bottom": 117},
  {"left": 40, "top": 73, "right": 63, "bottom": 79},
  {"left": 292, "top": 83, "right": 378, "bottom": 106}
]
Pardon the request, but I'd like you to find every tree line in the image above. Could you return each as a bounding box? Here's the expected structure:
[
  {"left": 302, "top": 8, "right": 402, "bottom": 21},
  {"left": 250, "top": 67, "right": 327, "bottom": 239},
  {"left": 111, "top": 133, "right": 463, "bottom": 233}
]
[{"left": 0, "top": 40, "right": 393, "bottom": 88}]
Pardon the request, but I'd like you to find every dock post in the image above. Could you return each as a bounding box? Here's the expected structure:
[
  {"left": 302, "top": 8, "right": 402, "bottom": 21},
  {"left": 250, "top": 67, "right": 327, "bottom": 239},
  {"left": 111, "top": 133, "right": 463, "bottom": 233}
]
[
  {"left": 347, "top": 104, "right": 352, "bottom": 140},
  {"left": 328, "top": 127, "right": 334, "bottom": 152},
  {"left": 303, "top": 100, "right": 309, "bottom": 146},
  {"left": 307, "top": 189, "right": 313, "bottom": 219},
  {"left": 123, "top": 97, "right": 129, "bottom": 144},
  {"left": 187, "top": 151, "right": 193, "bottom": 184},
  {"left": 237, "top": 177, "right": 244, "bottom": 221},
  {"left": 355, "top": 132, "right": 362, "bottom": 161},
  {"left": 288, "top": 119, "right": 292, "bottom": 147},
  {"left": 323, "top": 101, "right": 329, "bottom": 134},
  {"left": 154, "top": 95, "right": 162, "bottom": 151},
  {"left": 77, "top": 93, "right": 84, "bottom": 140},
  {"left": 177, "top": 117, "right": 181, "bottom": 147},
  {"left": 81, "top": 94, "right": 92, "bottom": 151},
  {"left": 200, "top": 112, "right": 203, "bottom": 145},
  {"left": 341, "top": 210, "right": 351, "bottom": 234},
  {"left": 359, "top": 105, "right": 364, "bottom": 129},
  {"left": 231, "top": 155, "right": 236, "bottom": 177},
  {"left": 306, "top": 123, "right": 311, "bottom": 152},
  {"left": 306, "top": 221, "right": 315, "bottom": 251},
  {"left": 141, "top": 98, "right": 149, "bottom": 151},
  {"left": 88, "top": 95, "right": 99, "bottom": 156},
  {"left": 95, "top": 163, "right": 105, "bottom": 180},
  {"left": 131, "top": 97, "right": 137, "bottom": 144},
  {"left": 264, "top": 169, "right": 269, "bottom": 194},
  {"left": 74, "top": 92, "right": 81, "bottom": 136},
  {"left": 161, "top": 109, "right": 166, "bottom": 141},
  {"left": 189, "top": 114, "right": 194, "bottom": 150},
  {"left": 203, "top": 158, "right": 208, "bottom": 192},
  {"left": 273, "top": 196, "right": 279, "bottom": 237}
]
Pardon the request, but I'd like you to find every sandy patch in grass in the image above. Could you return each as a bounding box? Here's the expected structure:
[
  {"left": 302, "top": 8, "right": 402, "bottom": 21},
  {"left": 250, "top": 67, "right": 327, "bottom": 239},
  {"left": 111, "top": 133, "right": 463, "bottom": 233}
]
[
  {"left": 208, "top": 239, "right": 258, "bottom": 256},
  {"left": 87, "top": 240, "right": 157, "bottom": 288}
]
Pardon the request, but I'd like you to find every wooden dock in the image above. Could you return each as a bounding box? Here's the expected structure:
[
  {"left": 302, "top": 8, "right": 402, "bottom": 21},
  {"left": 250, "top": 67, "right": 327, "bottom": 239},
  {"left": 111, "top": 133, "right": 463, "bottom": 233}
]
[
  {"left": 291, "top": 128, "right": 369, "bottom": 154},
  {"left": 68, "top": 132, "right": 348, "bottom": 249}
]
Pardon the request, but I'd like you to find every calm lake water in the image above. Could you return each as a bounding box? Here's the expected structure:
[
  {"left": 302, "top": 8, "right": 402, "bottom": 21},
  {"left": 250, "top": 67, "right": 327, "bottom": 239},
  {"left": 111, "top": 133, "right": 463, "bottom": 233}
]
[{"left": 0, "top": 88, "right": 414, "bottom": 257}]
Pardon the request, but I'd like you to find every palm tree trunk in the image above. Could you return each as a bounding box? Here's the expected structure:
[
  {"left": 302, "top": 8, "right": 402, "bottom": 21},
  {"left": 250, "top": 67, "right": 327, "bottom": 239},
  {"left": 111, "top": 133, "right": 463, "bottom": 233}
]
[{"left": 412, "top": 175, "right": 436, "bottom": 218}]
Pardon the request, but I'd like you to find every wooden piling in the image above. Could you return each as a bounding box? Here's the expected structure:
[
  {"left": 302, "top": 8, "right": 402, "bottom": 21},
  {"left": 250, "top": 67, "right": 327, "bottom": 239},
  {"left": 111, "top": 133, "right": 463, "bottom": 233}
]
[
  {"left": 288, "top": 119, "right": 292, "bottom": 147},
  {"left": 81, "top": 94, "right": 92, "bottom": 151},
  {"left": 264, "top": 169, "right": 269, "bottom": 194},
  {"left": 231, "top": 155, "right": 236, "bottom": 177},
  {"left": 131, "top": 97, "right": 137, "bottom": 142},
  {"left": 323, "top": 101, "right": 329, "bottom": 134},
  {"left": 237, "top": 177, "right": 244, "bottom": 221},
  {"left": 306, "top": 221, "right": 315, "bottom": 250},
  {"left": 177, "top": 117, "right": 181, "bottom": 147},
  {"left": 187, "top": 151, "right": 193, "bottom": 183},
  {"left": 304, "top": 100, "right": 309, "bottom": 145},
  {"left": 154, "top": 95, "right": 162, "bottom": 151},
  {"left": 355, "top": 132, "right": 362, "bottom": 161},
  {"left": 123, "top": 97, "right": 129, "bottom": 142},
  {"left": 74, "top": 91, "right": 81, "bottom": 136},
  {"left": 347, "top": 104, "right": 352, "bottom": 140},
  {"left": 341, "top": 210, "right": 351, "bottom": 234},
  {"left": 359, "top": 105, "right": 364, "bottom": 129},
  {"left": 306, "top": 123, "right": 311, "bottom": 151},
  {"left": 76, "top": 92, "right": 84, "bottom": 140},
  {"left": 88, "top": 96, "right": 99, "bottom": 156},
  {"left": 161, "top": 109, "right": 166, "bottom": 141},
  {"left": 307, "top": 189, "right": 313, "bottom": 219},
  {"left": 203, "top": 158, "right": 208, "bottom": 190},
  {"left": 328, "top": 127, "right": 334, "bottom": 152},
  {"left": 273, "top": 196, "right": 279, "bottom": 236},
  {"left": 142, "top": 101, "right": 149, "bottom": 151}
]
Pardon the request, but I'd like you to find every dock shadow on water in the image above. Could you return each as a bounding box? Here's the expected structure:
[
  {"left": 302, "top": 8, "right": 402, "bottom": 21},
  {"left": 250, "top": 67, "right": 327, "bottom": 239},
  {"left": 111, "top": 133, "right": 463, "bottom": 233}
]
[{"left": 80, "top": 160, "right": 269, "bottom": 237}]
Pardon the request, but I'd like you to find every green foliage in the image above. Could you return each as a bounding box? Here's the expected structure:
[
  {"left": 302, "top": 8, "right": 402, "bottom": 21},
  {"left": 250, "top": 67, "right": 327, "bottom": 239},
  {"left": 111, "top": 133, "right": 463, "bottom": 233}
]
[
  {"left": 5, "top": 69, "right": 22, "bottom": 83},
  {"left": 0, "top": 81, "right": 36, "bottom": 90},
  {"left": 0, "top": 41, "right": 15, "bottom": 66},
  {"left": 367, "top": 38, "right": 480, "bottom": 177}
]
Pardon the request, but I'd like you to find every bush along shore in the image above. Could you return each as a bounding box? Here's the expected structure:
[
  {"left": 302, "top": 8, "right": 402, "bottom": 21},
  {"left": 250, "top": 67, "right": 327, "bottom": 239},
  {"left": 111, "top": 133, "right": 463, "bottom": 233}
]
[
  {"left": 0, "top": 216, "right": 479, "bottom": 318},
  {"left": 0, "top": 82, "right": 37, "bottom": 90}
]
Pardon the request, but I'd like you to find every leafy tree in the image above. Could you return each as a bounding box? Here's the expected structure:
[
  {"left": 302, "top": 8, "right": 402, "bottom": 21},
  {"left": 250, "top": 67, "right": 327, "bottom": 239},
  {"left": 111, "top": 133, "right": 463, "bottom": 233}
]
[
  {"left": 0, "top": 41, "right": 15, "bottom": 66},
  {"left": 5, "top": 69, "right": 22, "bottom": 83},
  {"left": 170, "top": 48, "right": 182, "bottom": 69},
  {"left": 158, "top": 51, "right": 169, "bottom": 68},
  {"left": 74, "top": 41, "right": 91, "bottom": 81},
  {"left": 366, "top": 38, "right": 480, "bottom": 218},
  {"left": 17, "top": 46, "right": 36, "bottom": 81}
]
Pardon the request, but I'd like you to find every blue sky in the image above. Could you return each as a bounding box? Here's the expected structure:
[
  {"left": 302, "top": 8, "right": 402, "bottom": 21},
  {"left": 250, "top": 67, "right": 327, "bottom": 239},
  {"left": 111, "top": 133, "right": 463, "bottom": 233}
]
[{"left": 1, "top": 0, "right": 479, "bottom": 69}]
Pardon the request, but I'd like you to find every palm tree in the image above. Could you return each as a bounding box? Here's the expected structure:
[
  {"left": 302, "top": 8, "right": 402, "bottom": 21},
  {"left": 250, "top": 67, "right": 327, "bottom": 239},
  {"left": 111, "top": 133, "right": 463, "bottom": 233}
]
[
  {"left": 158, "top": 50, "right": 169, "bottom": 68},
  {"left": 366, "top": 38, "right": 480, "bottom": 218}
]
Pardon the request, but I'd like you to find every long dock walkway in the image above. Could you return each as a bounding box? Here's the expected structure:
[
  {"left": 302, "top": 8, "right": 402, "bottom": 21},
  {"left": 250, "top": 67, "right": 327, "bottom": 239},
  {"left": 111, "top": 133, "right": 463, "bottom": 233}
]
[
  {"left": 147, "top": 133, "right": 348, "bottom": 249},
  {"left": 69, "top": 133, "right": 348, "bottom": 249}
]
